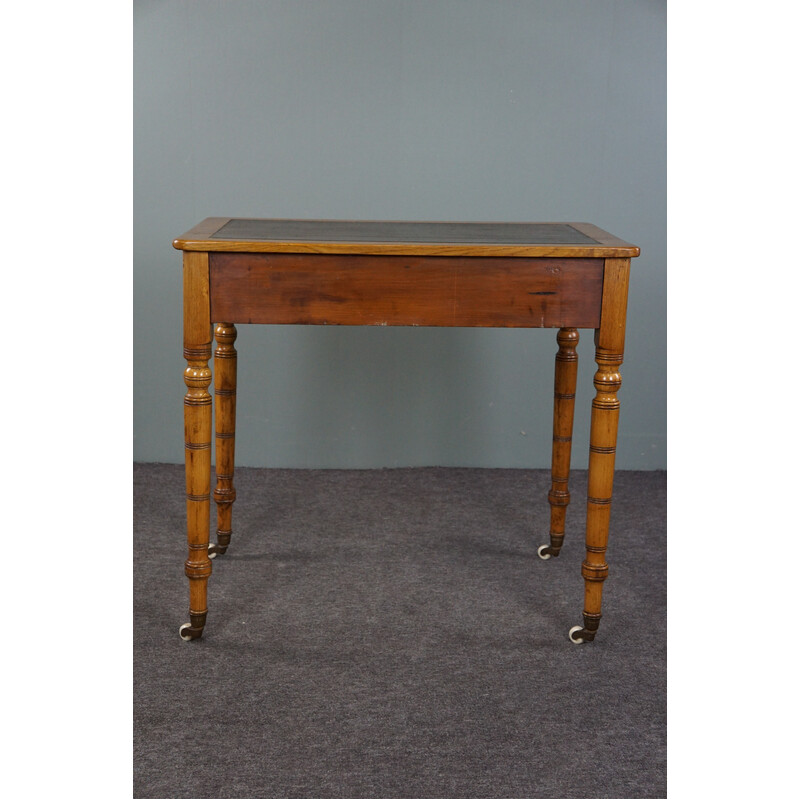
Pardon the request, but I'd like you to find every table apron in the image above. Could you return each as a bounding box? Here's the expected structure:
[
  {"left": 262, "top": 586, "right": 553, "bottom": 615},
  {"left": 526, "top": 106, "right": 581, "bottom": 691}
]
[{"left": 208, "top": 252, "right": 604, "bottom": 328}]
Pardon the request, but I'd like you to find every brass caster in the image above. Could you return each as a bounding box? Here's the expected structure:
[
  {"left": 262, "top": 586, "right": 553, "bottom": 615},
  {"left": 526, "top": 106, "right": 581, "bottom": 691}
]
[
  {"left": 179, "top": 623, "right": 203, "bottom": 641},
  {"left": 208, "top": 543, "right": 227, "bottom": 559},
  {"left": 537, "top": 544, "right": 552, "bottom": 560},
  {"left": 568, "top": 625, "right": 585, "bottom": 644}
]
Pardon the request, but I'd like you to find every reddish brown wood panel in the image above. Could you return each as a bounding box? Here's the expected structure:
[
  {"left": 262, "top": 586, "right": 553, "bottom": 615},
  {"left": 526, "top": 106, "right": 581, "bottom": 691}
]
[{"left": 209, "top": 253, "right": 604, "bottom": 328}]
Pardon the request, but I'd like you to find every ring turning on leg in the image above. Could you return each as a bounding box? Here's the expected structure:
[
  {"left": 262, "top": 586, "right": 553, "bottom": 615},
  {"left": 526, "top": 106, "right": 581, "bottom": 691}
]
[
  {"left": 181, "top": 347, "right": 213, "bottom": 639},
  {"left": 573, "top": 258, "right": 630, "bottom": 643},
  {"left": 211, "top": 322, "right": 238, "bottom": 557},
  {"left": 181, "top": 252, "right": 213, "bottom": 640},
  {"left": 539, "top": 328, "right": 579, "bottom": 559}
]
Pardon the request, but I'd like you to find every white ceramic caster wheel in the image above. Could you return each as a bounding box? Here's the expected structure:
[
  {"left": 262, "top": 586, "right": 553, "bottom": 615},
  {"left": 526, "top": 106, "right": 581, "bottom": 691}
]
[
  {"left": 179, "top": 623, "right": 193, "bottom": 641},
  {"left": 568, "top": 625, "right": 585, "bottom": 644},
  {"left": 537, "top": 544, "right": 551, "bottom": 560},
  {"left": 208, "top": 549, "right": 217, "bottom": 559}
]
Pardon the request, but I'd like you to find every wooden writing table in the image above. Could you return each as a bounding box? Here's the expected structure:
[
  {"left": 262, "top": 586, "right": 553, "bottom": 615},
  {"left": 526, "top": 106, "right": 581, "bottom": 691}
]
[{"left": 173, "top": 219, "right": 640, "bottom": 644}]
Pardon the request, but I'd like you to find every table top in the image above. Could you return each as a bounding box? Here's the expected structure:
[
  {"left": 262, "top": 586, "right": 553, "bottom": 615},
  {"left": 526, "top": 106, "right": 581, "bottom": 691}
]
[{"left": 174, "top": 219, "right": 639, "bottom": 258}]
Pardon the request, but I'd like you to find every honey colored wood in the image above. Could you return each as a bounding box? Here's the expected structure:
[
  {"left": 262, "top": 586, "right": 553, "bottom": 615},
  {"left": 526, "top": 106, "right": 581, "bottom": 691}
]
[
  {"left": 180, "top": 251, "right": 213, "bottom": 641},
  {"left": 209, "top": 253, "right": 603, "bottom": 328},
  {"left": 211, "top": 323, "right": 237, "bottom": 557},
  {"left": 568, "top": 222, "right": 640, "bottom": 251},
  {"left": 175, "top": 219, "right": 639, "bottom": 644},
  {"left": 174, "top": 218, "right": 640, "bottom": 259},
  {"left": 542, "top": 328, "right": 579, "bottom": 558},
  {"left": 576, "top": 257, "right": 632, "bottom": 642}
]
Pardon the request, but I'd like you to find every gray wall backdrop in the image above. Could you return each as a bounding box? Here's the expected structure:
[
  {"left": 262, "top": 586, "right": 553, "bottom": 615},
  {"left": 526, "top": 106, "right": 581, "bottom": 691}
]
[{"left": 134, "top": 0, "right": 666, "bottom": 469}]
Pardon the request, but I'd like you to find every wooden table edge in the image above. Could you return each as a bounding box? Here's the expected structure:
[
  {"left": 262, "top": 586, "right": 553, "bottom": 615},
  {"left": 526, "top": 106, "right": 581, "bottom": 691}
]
[
  {"left": 174, "top": 241, "right": 638, "bottom": 258},
  {"left": 173, "top": 221, "right": 638, "bottom": 258},
  {"left": 173, "top": 218, "right": 639, "bottom": 257}
]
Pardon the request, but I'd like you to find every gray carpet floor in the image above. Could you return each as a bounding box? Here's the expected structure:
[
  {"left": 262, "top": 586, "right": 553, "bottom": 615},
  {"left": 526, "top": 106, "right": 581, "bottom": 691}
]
[{"left": 134, "top": 464, "right": 666, "bottom": 799}]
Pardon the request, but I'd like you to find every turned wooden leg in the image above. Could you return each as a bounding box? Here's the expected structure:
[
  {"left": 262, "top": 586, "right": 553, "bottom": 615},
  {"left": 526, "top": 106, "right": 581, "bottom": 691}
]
[
  {"left": 210, "top": 322, "right": 237, "bottom": 558},
  {"left": 538, "top": 328, "right": 579, "bottom": 560},
  {"left": 570, "top": 258, "right": 630, "bottom": 644},
  {"left": 180, "top": 252, "right": 213, "bottom": 641}
]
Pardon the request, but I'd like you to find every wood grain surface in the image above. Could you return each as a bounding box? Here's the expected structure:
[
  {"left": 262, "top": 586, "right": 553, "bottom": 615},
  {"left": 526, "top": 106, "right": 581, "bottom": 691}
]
[{"left": 209, "top": 252, "right": 604, "bottom": 328}]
